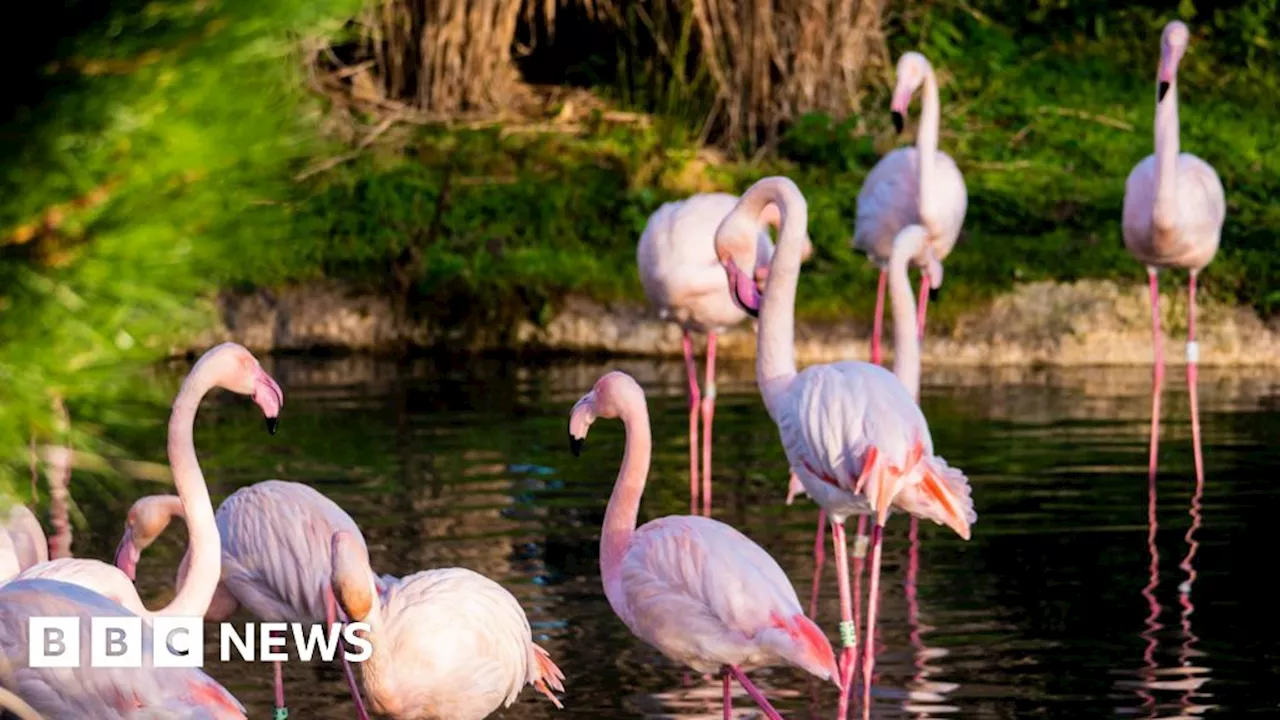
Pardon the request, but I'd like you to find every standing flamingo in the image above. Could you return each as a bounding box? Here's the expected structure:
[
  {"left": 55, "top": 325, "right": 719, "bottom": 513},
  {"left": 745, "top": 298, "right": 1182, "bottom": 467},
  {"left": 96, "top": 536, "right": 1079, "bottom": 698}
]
[
  {"left": 114, "top": 482, "right": 376, "bottom": 720},
  {"left": 0, "top": 577, "right": 245, "bottom": 719},
  {"left": 638, "top": 193, "right": 811, "bottom": 516},
  {"left": 791, "top": 225, "right": 931, "bottom": 620},
  {"left": 1121, "top": 19, "right": 1224, "bottom": 486},
  {"left": 328, "top": 531, "right": 565, "bottom": 720},
  {"left": 6, "top": 343, "right": 280, "bottom": 623},
  {"left": 715, "top": 176, "right": 975, "bottom": 719},
  {"left": 568, "top": 370, "right": 838, "bottom": 719},
  {"left": 854, "top": 50, "right": 966, "bottom": 365}
]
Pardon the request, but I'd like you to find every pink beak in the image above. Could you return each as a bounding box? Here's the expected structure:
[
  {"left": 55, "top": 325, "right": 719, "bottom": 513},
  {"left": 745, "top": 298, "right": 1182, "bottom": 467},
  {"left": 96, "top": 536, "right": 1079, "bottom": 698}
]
[
  {"left": 115, "top": 529, "right": 140, "bottom": 581},
  {"left": 252, "top": 366, "right": 283, "bottom": 434},
  {"left": 725, "top": 259, "right": 760, "bottom": 317},
  {"left": 890, "top": 86, "right": 913, "bottom": 133}
]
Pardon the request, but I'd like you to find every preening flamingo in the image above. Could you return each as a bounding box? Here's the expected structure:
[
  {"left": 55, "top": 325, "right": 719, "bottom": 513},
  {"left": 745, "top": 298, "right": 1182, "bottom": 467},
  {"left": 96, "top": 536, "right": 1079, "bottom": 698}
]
[
  {"left": 638, "top": 192, "right": 812, "bottom": 516},
  {"left": 0, "top": 577, "right": 245, "bottom": 718},
  {"left": 715, "top": 176, "right": 975, "bottom": 719},
  {"left": 4, "top": 343, "right": 281, "bottom": 629},
  {"left": 114, "top": 482, "right": 375, "bottom": 720},
  {"left": 854, "top": 51, "right": 966, "bottom": 364},
  {"left": 568, "top": 370, "right": 838, "bottom": 719},
  {"left": 1121, "top": 19, "right": 1225, "bottom": 486},
  {"left": 329, "top": 531, "right": 565, "bottom": 720}
]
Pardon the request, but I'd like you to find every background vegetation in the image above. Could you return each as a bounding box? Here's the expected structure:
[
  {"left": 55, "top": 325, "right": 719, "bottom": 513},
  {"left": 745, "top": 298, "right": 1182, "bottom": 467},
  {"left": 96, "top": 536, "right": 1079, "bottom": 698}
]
[{"left": 1, "top": 0, "right": 1277, "bottom": 499}]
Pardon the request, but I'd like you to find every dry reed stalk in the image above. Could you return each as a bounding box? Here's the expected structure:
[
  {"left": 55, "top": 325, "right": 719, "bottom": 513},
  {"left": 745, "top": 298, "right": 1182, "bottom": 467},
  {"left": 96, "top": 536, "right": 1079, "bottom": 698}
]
[{"left": 692, "top": 0, "right": 889, "bottom": 150}]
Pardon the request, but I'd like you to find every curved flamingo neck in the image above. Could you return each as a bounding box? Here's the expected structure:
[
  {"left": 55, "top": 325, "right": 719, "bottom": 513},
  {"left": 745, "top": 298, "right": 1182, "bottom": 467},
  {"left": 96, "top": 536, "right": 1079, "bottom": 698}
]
[
  {"left": 889, "top": 235, "right": 922, "bottom": 399},
  {"left": 916, "top": 66, "right": 941, "bottom": 229},
  {"left": 1153, "top": 80, "right": 1180, "bottom": 232},
  {"left": 156, "top": 368, "right": 223, "bottom": 617},
  {"left": 600, "top": 389, "right": 652, "bottom": 614},
  {"left": 743, "top": 179, "right": 809, "bottom": 418}
]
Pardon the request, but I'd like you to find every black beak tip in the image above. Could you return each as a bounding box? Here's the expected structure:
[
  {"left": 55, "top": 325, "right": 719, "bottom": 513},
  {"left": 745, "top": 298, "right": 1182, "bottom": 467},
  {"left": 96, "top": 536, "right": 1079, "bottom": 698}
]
[
  {"left": 891, "top": 111, "right": 904, "bottom": 134},
  {"left": 929, "top": 286, "right": 940, "bottom": 302},
  {"left": 745, "top": 305, "right": 759, "bottom": 319},
  {"left": 265, "top": 417, "right": 279, "bottom": 435},
  {"left": 569, "top": 435, "right": 584, "bottom": 457},
  {"left": 1158, "top": 81, "right": 1170, "bottom": 102}
]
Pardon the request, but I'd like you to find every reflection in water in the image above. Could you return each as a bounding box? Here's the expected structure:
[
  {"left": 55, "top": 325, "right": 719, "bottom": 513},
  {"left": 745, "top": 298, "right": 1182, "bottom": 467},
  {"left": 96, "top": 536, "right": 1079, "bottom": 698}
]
[{"left": 46, "top": 359, "right": 1280, "bottom": 717}]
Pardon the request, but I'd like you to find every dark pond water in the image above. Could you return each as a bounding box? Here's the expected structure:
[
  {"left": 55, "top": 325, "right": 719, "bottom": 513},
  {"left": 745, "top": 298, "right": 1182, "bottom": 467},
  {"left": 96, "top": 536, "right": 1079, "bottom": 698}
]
[{"left": 61, "top": 356, "right": 1280, "bottom": 718}]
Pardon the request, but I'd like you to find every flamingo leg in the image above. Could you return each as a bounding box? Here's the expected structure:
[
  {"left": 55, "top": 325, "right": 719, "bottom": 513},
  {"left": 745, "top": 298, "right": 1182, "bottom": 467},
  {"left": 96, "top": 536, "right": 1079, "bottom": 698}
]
[
  {"left": 808, "top": 508, "right": 826, "bottom": 619},
  {"left": 850, "top": 514, "right": 870, "bottom": 688},
  {"left": 916, "top": 269, "right": 930, "bottom": 340},
  {"left": 726, "top": 665, "right": 785, "bottom": 720},
  {"left": 1147, "top": 269, "right": 1164, "bottom": 482},
  {"left": 702, "top": 331, "right": 717, "bottom": 517},
  {"left": 326, "top": 584, "right": 371, "bottom": 720},
  {"left": 273, "top": 660, "right": 286, "bottom": 718},
  {"left": 862, "top": 523, "right": 885, "bottom": 720},
  {"left": 1186, "top": 272, "right": 1204, "bottom": 485},
  {"left": 871, "top": 269, "right": 887, "bottom": 364},
  {"left": 723, "top": 667, "right": 733, "bottom": 720},
  {"left": 832, "top": 520, "right": 856, "bottom": 720},
  {"left": 682, "top": 329, "right": 702, "bottom": 515}
]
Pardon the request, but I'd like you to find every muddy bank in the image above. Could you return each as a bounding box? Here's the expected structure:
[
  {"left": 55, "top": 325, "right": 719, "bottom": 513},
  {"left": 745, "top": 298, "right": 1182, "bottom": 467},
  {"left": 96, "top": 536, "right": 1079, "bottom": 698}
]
[{"left": 191, "top": 279, "right": 1280, "bottom": 366}]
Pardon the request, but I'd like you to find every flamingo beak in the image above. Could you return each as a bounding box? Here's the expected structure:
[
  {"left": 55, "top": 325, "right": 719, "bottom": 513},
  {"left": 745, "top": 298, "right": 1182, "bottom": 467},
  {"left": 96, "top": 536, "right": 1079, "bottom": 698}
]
[
  {"left": 1157, "top": 80, "right": 1171, "bottom": 102},
  {"left": 115, "top": 529, "right": 140, "bottom": 581},
  {"left": 889, "top": 86, "right": 912, "bottom": 134},
  {"left": 569, "top": 435, "right": 585, "bottom": 457},
  {"left": 252, "top": 367, "right": 283, "bottom": 434},
  {"left": 568, "top": 393, "right": 595, "bottom": 456},
  {"left": 891, "top": 111, "right": 904, "bottom": 134},
  {"left": 725, "top": 259, "right": 760, "bottom": 318}
]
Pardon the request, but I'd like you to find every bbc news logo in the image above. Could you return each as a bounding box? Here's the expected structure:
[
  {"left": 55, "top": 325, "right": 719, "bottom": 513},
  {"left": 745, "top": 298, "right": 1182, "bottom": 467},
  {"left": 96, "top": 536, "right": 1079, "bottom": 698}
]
[{"left": 28, "top": 617, "right": 372, "bottom": 668}]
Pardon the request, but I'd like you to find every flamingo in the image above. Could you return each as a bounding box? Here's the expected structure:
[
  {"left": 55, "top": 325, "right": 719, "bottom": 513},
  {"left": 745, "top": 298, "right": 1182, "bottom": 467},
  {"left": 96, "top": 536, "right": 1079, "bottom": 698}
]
[
  {"left": 714, "top": 176, "right": 975, "bottom": 719},
  {"left": 0, "top": 577, "right": 244, "bottom": 719},
  {"left": 790, "top": 225, "right": 931, "bottom": 619},
  {"left": 854, "top": 50, "right": 966, "bottom": 365},
  {"left": 638, "top": 193, "right": 812, "bottom": 517},
  {"left": 0, "top": 685, "right": 44, "bottom": 720},
  {"left": 1121, "top": 19, "right": 1224, "bottom": 486},
  {"left": 6, "top": 343, "right": 281, "bottom": 623},
  {"left": 114, "top": 482, "right": 376, "bottom": 720},
  {"left": 328, "top": 531, "right": 565, "bottom": 720},
  {"left": 568, "top": 370, "right": 839, "bottom": 719}
]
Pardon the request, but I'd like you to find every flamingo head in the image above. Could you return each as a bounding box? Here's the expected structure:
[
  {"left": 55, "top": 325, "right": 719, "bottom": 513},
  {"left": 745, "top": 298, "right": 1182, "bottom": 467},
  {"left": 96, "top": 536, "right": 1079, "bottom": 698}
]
[
  {"left": 200, "top": 343, "right": 283, "bottom": 434},
  {"left": 714, "top": 205, "right": 767, "bottom": 318},
  {"left": 568, "top": 371, "right": 645, "bottom": 456},
  {"left": 1158, "top": 21, "right": 1189, "bottom": 102},
  {"left": 331, "top": 531, "right": 377, "bottom": 623},
  {"left": 115, "top": 495, "right": 181, "bottom": 581},
  {"left": 890, "top": 51, "right": 932, "bottom": 134}
]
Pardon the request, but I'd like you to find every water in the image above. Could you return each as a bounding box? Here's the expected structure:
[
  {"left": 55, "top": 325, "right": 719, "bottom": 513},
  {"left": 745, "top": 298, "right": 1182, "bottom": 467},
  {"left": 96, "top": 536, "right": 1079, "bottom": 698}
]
[{"left": 63, "top": 356, "right": 1280, "bottom": 718}]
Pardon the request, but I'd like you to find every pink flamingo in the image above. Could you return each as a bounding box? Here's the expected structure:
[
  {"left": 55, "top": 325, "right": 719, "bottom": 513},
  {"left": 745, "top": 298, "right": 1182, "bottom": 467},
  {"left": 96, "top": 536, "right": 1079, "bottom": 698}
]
[
  {"left": 328, "top": 531, "right": 565, "bottom": 720},
  {"left": 568, "top": 370, "right": 839, "bottom": 719},
  {"left": 1121, "top": 19, "right": 1225, "bottom": 487},
  {"left": 854, "top": 51, "right": 966, "bottom": 366},
  {"left": 114, "top": 482, "right": 375, "bottom": 720},
  {"left": 715, "top": 176, "right": 975, "bottom": 719},
  {"left": 789, "top": 224, "right": 930, "bottom": 623},
  {"left": 6, "top": 343, "right": 281, "bottom": 626},
  {"left": 0, "top": 577, "right": 244, "bottom": 718},
  {"left": 638, "top": 193, "right": 812, "bottom": 516}
]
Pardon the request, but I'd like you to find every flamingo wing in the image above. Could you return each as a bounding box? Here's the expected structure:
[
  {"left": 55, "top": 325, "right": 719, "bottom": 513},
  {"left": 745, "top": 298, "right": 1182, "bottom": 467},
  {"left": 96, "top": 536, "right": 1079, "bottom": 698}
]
[
  {"left": 0, "top": 578, "right": 245, "bottom": 719},
  {"left": 11, "top": 559, "right": 148, "bottom": 616}
]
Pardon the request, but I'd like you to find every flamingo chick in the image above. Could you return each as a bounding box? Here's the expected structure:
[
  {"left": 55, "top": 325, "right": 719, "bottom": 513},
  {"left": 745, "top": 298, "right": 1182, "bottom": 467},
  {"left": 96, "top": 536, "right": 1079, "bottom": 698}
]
[
  {"left": 854, "top": 51, "right": 967, "bottom": 364},
  {"left": 568, "top": 371, "right": 838, "bottom": 719},
  {"left": 329, "top": 532, "right": 565, "bottom": 720},
  {"left": 114, "top": 482, "right": 376, "bottom": 720},
  {"left": 716, "top": 176, "right": 975, "bottom": 720},
  {"left": 0, "top": 578, "right": 244, "bottom": 719},
  {"left": 1121, "top": 19, "right": 1225, "bottom": 486},
  {"left": 638, "top": 193, "right": 811, "bottom": 517}
]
